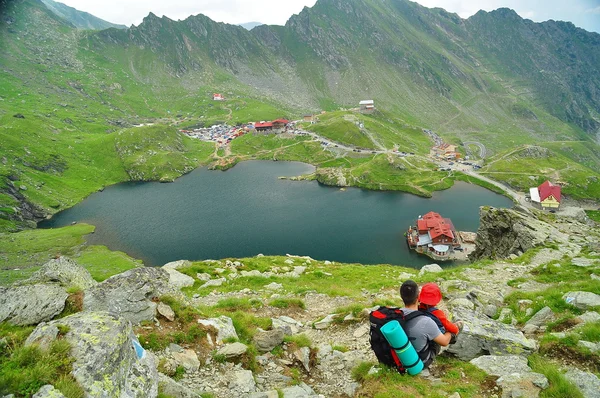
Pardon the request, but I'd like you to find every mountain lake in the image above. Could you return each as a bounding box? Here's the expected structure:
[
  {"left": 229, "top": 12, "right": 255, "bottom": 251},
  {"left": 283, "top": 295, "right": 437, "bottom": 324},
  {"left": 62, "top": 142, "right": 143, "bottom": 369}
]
[{"left": 39, "top": 161, "right": 513, "bottom": 268}]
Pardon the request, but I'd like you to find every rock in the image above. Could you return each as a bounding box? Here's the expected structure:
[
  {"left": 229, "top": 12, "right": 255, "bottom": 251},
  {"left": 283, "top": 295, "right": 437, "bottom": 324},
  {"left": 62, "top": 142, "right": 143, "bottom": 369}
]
[
  {"left": 563, "top": 291, "right": 600, "bottom": 310},
  {"left": 565, "top": 369, "right": 600, "bottom": 398},
  {"left": 525, "top": 306, "right": 555, "bottom": 327},
  {"left": 281, "top": 382, "right": 319, "bottom": 397},
  {"left": 324, "top": 261, "right": 331, "bottom": 265},
  {"left": 572, "top": 258, "right": 598, "bottom": 267},
  {"left": 470, "top": 355, "right": 548, "bottom": 397},
  {"left": 265, "top": 282, "right": 283, "bottom": 290},
  {"left": 471, "top": 207, "right": 569, "bottom": 260},
  {"left": 172, "top": 349, "right": 200, "bottom": 371},
  {"left": 257, "top": 253, "right": 265, "bottom": 257},
  {"left": 196, "top": 273, "right": 211, "bottom": 281},
  {"left": 284, "top": 259, "right": 294, "bottom": 265},
  {"left": 353, "top": 324, "right": 369, "bottom": 338},
  {"left": 398, "top": 272, "right": 414, "bottom": 280},
  {"left": 19, "top": 185, "right": 27, "bottom": 191},
  {"left": 483, "top": 304, "right": 497, "bottom": 318},
  {"left": 215, "top": 268, "right": 226, "bottom": 274},
  {"left": 578, "top": 311, "right": 600, "bottom": 324},
  {"left": 229, "top": 369, "right": 256, "bottom": 394},
  {"left": 217, "top": 342, "right": 248, "bottom": 358},
  {"left": 498, "top": 308, "right": 516, "bottom": 325},
  {"left": 200, "top": 278, "right": 226, "bottom": 288},
  {"left": 83, "top": 267, "right": 169, "bottom": 324},
  {"left": 25, "top": 257, "right": 97, "bottom": 290},
  {"left": 0, "top": 284, "right": 68, "bottom": 326},
  {"left": 254, "top": 329, "right": 284, "bottom": 353},
  {"left": 272, "top": 316, "right": 302, "bottom": 335},
  {"left": 26, "top": 312, "right": 157, "bottom": 397},
  {"left": 292, "top": 266, "right": 306, "bottom": 276},
  {"left": 169, "top": 343, "right": 184, "bottom": 353},
  {"left": 419, "top": 264, "right": 443, "bottom": 275},
  {"left": 518, "top": 299, "right": 533, "bottom": 311},
  {"left": 449, "top": 298, "right": 476, "bottom": 311},
  {"left": 25, "top": 324, "right": 59, "bottom": 350},
  {"left": 162, "top": 265, "right": 195, "bottom": 289},
  {"left": 293, "top": 346, "right": 311, "bottom": 372},
  {"left": 314, "top": 314, "right": 337, "bottom": 330},
  {"left": 578, "top": 340, "right": 600, "bottom": 353},
  {"left": 198, "top": 316, "right": 238, "bottom": 343},
  {"left": 32, "top": 385, "right": 65, "bottom": 398},
  {"left": 249, "top": 392, "right": 279, "bottom": 398},
  {"left": 162, "top": 260, "right": 191, "bottom": 270},
  {"left": 522, "top": 324, "right": 539, "bottom": 335},
  {"left": 446, "top": 308, "right": 537, "bottom": 360},
  {"left": 240, "top": 270, "right": 263, "bottom": 277},
  {"left": 158, "top": 373, "right": 201, "bottom": 397},
  {"left": 448, "top": 393, "right": 461, "bottom": 398},
  {"left": 592, "top": 274, "right": 600, "bottom": 281},
  {"left": 157, "top": 302, "right": 175, "bottom": 321}
]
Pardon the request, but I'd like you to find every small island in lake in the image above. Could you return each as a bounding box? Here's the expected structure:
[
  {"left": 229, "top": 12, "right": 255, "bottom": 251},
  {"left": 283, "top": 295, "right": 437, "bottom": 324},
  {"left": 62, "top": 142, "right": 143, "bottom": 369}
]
[{"left": 406, "top": 211, "right": 476, "bottom": 261}]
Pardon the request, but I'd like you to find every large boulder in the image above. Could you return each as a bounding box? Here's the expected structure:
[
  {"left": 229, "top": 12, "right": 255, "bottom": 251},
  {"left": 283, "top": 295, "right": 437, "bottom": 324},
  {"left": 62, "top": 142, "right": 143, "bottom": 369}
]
[
  {"left": 446, "top": 307, "right": 537, "bottom": 361},
  {"left": 198, "top": 316, "right": 238, "bottom": 344},
  {"left": 470, "top": 355, "right": 548, "bottom": 398},
  {"left": 470, "top": 206, "right": 569, "bottom": 260},
  {"left": 0, "top": 284, "right": 68, "bottom": 325},
  {"left": 563, "top": 291, "right": 600, "bottom": 310},
  {"left": 162, "top": 260, "right": 195, "bottom": 289},
  {"left": 24, "top": 256, "right": 97, "bottom": 290},
  {"left": 158, "top": 373, "right": 201, "bottom": 398},
  {"left": 33, "top": 385, "right": 66, "bottom": 398},
  {"left": 25, "top": 311, "right": 158, "bottom": 397},
  {"left": 253, "top": 329, "right": 284, "bottom": 353},
  {"left": 83, "top": 267, "right": 170, "bottom": 324},
  {"left": 565, "top": 369, "right": 600, "bottom": 398}
]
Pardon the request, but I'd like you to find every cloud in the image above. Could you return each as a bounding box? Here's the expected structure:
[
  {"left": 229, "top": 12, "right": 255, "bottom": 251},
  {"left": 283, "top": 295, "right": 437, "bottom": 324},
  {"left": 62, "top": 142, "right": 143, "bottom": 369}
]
[{"left": 585, "top": 6, "right": 600, "bottom": 14}]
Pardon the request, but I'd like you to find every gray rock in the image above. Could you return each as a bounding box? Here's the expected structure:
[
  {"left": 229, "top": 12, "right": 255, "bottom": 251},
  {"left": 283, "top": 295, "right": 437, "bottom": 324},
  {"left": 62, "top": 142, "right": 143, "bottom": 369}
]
[
  {"left": 446, "top": 308, "right": 537, "bottom": 361},
  {"left": 449, "top": 298, "right": 475, "bottom": 311},
  {"left": 272, "top": 316, "right": 302, "bottom": 335},
  {"left": 158, "top": 373, "right": 201, "bottom": 397},
  {"left": 217, "top": 342, "right": 248, "bottom": 358},
  {"left": 196, "top": 273, "right": 211, "bottom": 281},
  {"left": 240, "top": 270, "right": 263, "bottom": 277},
  {"left": 162, "top": 260, "right": 191, "bottom": 270},
  {"left": 281, "top": 382, "right": 319, "bottom": 397},
  {"left": 419, "top": 263, "right": 443, "bottom": 275},
  {"left": 592, "top": 274, "right": 600, "bottom": 281},
  {"left": 249, "top": 392, "right": 279, "bottom": 398},
  {"left": 169, "top": 343, "right": 184, "bottom": 353},
  {"left": 254, "top": 329, "right": 284, "bottom": 353},
  {"left": 471, "top": 355, "right": 548, "bottom": 397},
  {"left": 0, "top": 284, "right": 68, "bottom": 325},
  {"left": 200, "top": 278, "right": 226, "bottom": 288},
  {"left": 525, "top": 306, "right": 555, "bottom": 327},
  {"left": 572, "top": 258, "right": 598, "bottom": 267},
  {"left": 265, "top": 282, "right": 283, "bottom": 290},
  {"left": 578, "top": 340, "right": 600, "bottom": 353},
  {"left": 565, "top": 369, "right": 600, "bottom": 398},
  {"left": 198, "top": 316, "right": 238, "bottom": 344},
  {"left": 578, "top": 311, "right": 600, "bottom": 324},
  {"left": 26, "top": 312, "right": 157, "bottom": 397},
  {"left": 25, "top": 324, "right": 59, "bottom": 350},
  {"left": 163, "top": 267, "right": 195, "bottom": 290},
  {"left": 25, "top": 257, "right": 97, "bottom": 290},
  {"left": 83, "top": 267, "right": 169, "bottom": 324},
  {"left": 32, "top": 385, "right": 65, "bottom": 398},
  {"left": 157, "top": 302, "right": 175, "bottom": 322},
  {"left": 314, "top": 314, "right": 337, "bottom": 330},
  {"left": 292, "top": 266, "right": 306, "bottom": 276},
  {"left": 483, "top": 304, "right": 497, "bottom": 318},
  {"left": 563, "top": 291, "right": 600, "bottom": 310},
  {"left": 518, "top": 300, "right": 533, "bottom": 311},
  {"left": 293, "top": 346, "right": 311, "bottom": 372},
  {"left": 522, "top": 324, "right": 539, "bottom": 335},
  {"left": 229, "top": 369, "right": 256, "bottom": 394},
  {"left": 172, "top": 349, "right": 200, "bottom": 371}
]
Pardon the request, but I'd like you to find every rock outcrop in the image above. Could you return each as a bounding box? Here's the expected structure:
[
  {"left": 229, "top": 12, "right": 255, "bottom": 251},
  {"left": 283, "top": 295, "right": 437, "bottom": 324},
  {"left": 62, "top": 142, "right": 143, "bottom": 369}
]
[
  {"left": 470, "top": 206, "right": 569, "bottom": 260},
  {"left": 26, "top": 311, "right": 158, "bottom": 397},
  {"left": 0, "top": 284, "right": 68, "bottom": 325},
  {"left": 162, "top": 260, "right": 195, "bottom": 289},
  {"left": 83, "top": 267, "right": 170, "bottom": 324},
  {"left": 446, "top": 306, "right": 537, "bottom": 360},
  {"left": 470, "top": 355, "right": 548, "bottom": 397},
  {"left": 25, "top": 256, "right": 97, "bottom": 290}
]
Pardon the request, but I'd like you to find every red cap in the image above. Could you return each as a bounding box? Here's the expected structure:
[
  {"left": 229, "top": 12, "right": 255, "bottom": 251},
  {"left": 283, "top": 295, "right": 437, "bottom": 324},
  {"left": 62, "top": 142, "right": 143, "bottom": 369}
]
[{"left": 419, "top": 282, "right": 442, "bottom": 306}]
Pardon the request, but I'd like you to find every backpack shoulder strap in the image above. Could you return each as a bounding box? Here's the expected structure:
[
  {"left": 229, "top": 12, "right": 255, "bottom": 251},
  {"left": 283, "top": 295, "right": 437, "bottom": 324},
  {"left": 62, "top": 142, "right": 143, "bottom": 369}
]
[{"left": 403, "top": 310, "right": 427, "bottom": 322}]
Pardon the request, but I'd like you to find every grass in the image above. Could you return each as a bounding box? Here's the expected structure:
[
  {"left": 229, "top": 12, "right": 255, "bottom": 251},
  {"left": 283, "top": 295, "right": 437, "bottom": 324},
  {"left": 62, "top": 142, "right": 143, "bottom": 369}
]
[
  {"left": 268, "top": 298, "right": 306, "bottom": 310},
  {"left": 586, "top": 210, "right": 600, "bottom": 223},
  {"left": 0, "top": 323, "right": 84, "bottom": 398},
  {"left": 0, "top": 224, "right": 141, "bottom": 285},
  {"left": 283, "top": 334, "right": 312, "bottom": 348},
  {"left": 528, "top": 354, "right": 584, "bottom": 398}
]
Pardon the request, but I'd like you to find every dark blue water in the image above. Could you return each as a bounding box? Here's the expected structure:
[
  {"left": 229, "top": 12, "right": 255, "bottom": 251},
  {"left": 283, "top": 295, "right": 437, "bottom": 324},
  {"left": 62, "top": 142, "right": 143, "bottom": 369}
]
[{"left": 39, "top": 161, "right": 512, "bottom": 267}]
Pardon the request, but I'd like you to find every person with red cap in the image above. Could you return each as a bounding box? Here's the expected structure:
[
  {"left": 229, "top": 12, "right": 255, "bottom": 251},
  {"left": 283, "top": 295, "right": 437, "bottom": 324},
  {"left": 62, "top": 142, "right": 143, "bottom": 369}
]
[{"left": 418, "top": 282, "right": 463, "bottom": 337}]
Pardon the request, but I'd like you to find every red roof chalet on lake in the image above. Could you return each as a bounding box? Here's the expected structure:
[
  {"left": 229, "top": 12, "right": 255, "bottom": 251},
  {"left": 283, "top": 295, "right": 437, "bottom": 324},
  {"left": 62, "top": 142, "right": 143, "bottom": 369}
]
[{"left": 407, "top": 211, "right": 460, "bottom": 260}]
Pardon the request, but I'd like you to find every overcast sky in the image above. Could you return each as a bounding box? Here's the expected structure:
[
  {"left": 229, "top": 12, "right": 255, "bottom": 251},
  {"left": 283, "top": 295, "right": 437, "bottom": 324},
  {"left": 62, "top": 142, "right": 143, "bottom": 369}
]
[{"left": 58, "top": 0, "right": 600, "bottom": 33}]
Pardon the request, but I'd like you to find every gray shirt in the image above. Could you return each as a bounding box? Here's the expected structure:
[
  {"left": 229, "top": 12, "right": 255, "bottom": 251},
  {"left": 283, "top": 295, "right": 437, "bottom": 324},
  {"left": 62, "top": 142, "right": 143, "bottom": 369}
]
[{"left": 401, "top": 308, "right": 442, "bottom": 356}]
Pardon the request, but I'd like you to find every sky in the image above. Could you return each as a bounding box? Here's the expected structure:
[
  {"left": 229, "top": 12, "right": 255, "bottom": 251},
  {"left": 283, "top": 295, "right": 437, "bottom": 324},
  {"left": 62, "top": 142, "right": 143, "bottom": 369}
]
[{"left": 57, "top": 0, "right": 600, "bottom": 33}]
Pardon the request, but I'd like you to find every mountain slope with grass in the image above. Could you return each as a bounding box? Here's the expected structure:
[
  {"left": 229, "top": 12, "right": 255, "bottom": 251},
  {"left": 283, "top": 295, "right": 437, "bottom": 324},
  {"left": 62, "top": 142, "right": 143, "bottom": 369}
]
[{"left": 39, "top": 0, "right": 127, "bottom": 30}]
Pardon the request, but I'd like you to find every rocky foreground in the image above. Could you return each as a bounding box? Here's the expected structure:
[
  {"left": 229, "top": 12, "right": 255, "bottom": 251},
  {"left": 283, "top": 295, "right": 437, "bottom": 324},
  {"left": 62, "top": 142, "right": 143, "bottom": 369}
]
[{"left": 0, "top": 206, "right": 599, "bottom": 398}]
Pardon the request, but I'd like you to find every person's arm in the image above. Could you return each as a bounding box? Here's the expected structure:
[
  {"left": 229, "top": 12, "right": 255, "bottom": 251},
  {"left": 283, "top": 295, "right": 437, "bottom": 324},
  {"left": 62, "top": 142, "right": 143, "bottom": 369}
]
[
  {"left": 433, "top": 331, "right": 453, "bottom": 346},
  {"left": 432, "top": 309, "right": 459, "bottom": 335}
]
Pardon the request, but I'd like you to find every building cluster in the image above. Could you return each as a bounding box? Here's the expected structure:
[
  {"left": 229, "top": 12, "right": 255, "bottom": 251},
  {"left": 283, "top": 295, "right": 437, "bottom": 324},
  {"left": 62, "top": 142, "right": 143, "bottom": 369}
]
[
  {"left": 529, "top": 180, "right": 561, "bottom": 210},
  {"left": 406, "top": 211, "right": 461, "bottom": 260},
  {"left": 431, "top": 143, "right": 461, "bottom": 160},
  {"left": 359, "top": 100, "right": 375, "bottom": 114},
  {"left": 180, "top": 124, "right": 246, "bottom": 145},
  {"left": 253, "top": 119, "right": 290, "bottom": 133}
]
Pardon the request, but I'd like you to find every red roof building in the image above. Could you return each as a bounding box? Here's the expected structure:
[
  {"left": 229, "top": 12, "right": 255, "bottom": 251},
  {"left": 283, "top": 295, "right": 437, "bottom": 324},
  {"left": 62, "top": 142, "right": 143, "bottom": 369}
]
[
  {"left": 254, "top": 122, "right": 273, "bottom": 131},
  {"left": 416, "top": 211, "right": 457, "bottom": 245},
  {"left": 537, "top": 180, "right": 561, "bottom": 208}
]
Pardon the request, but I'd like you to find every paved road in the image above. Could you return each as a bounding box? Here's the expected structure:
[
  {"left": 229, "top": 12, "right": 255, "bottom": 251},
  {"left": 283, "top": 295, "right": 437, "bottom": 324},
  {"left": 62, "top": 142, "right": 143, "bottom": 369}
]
[{"left": 463, "top": 141, "right": 486, "bottom": 159}]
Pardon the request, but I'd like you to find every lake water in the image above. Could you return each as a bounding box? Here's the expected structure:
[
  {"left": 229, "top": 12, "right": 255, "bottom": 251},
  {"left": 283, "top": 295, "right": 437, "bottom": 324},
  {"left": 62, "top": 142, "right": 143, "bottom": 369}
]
[{"left": 40, "top": 161, "right": 513, "bottom": 268}]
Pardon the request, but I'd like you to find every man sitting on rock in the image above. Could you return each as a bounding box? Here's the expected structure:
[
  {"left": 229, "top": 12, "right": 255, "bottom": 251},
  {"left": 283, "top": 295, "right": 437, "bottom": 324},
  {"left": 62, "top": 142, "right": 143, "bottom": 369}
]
[{"left": 400, "top": 280, "right": 455, "bottom": 368}]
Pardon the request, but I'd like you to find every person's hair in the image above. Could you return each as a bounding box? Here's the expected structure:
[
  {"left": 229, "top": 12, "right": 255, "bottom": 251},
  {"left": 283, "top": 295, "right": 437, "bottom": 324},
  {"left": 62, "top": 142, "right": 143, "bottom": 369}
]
[{"left": 400, "top": 280, "right": 419, "bottom": 305}]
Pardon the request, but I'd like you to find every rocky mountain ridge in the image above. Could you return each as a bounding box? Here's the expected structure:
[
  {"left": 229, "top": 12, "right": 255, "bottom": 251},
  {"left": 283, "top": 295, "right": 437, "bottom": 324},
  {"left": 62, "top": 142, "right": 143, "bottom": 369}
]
[{"left": 1, "top": 207, "right": 599, "bottom": 397}]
